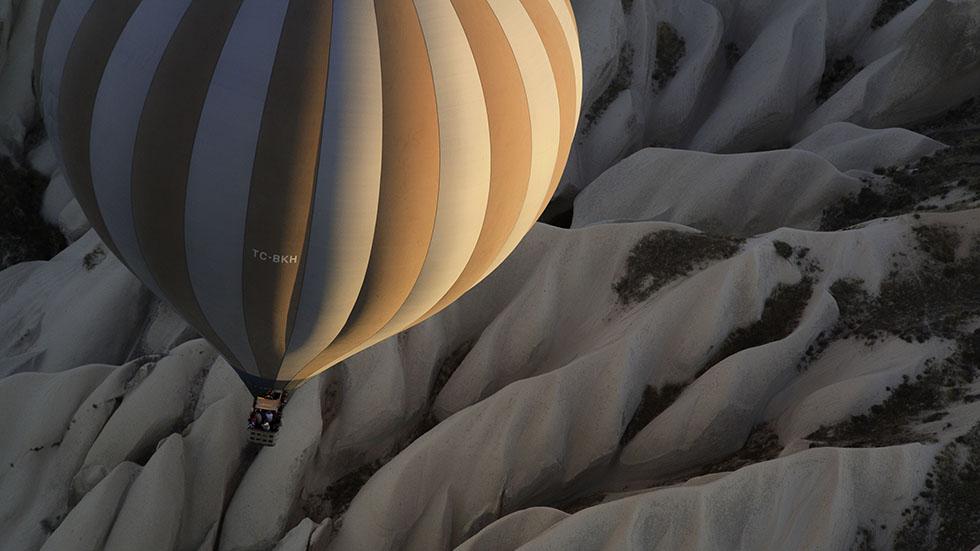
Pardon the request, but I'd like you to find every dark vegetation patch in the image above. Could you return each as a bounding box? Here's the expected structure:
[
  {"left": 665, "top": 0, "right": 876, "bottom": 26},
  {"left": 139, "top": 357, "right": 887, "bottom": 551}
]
[
  {"left": 426, "top": 340, "right": 475, "bottom": 419},
  {"left": 807, "top": 362, "right": 946, "bottom": 448},
  {"left": 621, "top": 271, "right": 813, "bottom": 445},
  {"left": 615, "top": 423, "right": 782, "bottom": 506},
  {"left": 621, "top": 0, "right": 634, "bottom": 13},
  {"left": 652, "top": 22, "right": 686, "bottom": 91},
  {"left": 853, "top": 526, "right": 879, "bottom": 551},
  {"left": 557, "top": 492, "right": 608, "bottom": 515},
  {"left": 303, "top": 340, "right": 475, "bottom": 522},
  {"left": 198, "top": 408, "right": 256, "bottom": 551},
  {"left": 724, "top": 42, "right": 742, "bottom": 67},
  {"left": 894, "top": 421, "right": 980, "bottom": 551},
  {"left": 912, "top": 97, "right": 980, "bottom": 147},
  {"left": 19, "top": 118, "right": 46, "bottom": 164},
  {"left": 0, "top": 157, "right": 65, "bottom": 269},
  {"left": 913, "top": 224, "right": 961, "bottom": 264},
  {"left": 583, "top": 43, "right": 635, "bottom": 134},
  {"left": 621, "top": 382, "right": 688, "bottom": 445},
  {"left": 694, "top": 423, "right": 783, "bottom": 476},
  {"left": 783, "top": 243, "right": 820, "bottom": 275},
  {"left": 773, "top": 240, "right": 794, "bottom": 259},
  {"left": 871, "top": 0, "right": 916, "bottom": 29},
  {"left": 827, "top": 278, "right": 872, "bottom": 327},
  {"left": 83, "top": 245, "right": 106, "bottom": 270},
  {"left": 826, "top": 234, "right": 980, "bottom": 346},
  {"left": 820, "top": 98, "right": 980, "bottom": 231},
  {"left": 817, "top": 56, "right": 862, "bottom": 103},
  {"left": 803, "top": 229, "right": 980, "bottom": 447},
  {"left": 807, "top": 304, "right": 980, "bottom": 448},
  {"left": 878, "top": 232, "right": 980, "bottom": 342},
  {"left": 821, "top": 187, "right": 898, "bottom": 231},
  {"left": 39, "top": 513, "right": 65, "bottom": 535},
  {"left": 701, "top": 277, "right": 814, "bottom": 375},
  {"left": 400, "top": 339, "right": 477, "bottom": 440},
  {"left": 613, "top": 230, "right": 743, "bottom": 305},
  {"left": 5, "top": 112, "right": 45, "bottom": 167},
  {"left": 302, "top": 447, "right": 397, "bottom": 523},
  {"left": 305, "top": 458, "right": 385, "bottom": 521}
]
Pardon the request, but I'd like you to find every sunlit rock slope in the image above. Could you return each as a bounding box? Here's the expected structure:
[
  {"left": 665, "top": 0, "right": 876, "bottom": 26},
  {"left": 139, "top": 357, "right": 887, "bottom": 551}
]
[{"left": 1, "top": 1, "right": 979, "bottom": 550}]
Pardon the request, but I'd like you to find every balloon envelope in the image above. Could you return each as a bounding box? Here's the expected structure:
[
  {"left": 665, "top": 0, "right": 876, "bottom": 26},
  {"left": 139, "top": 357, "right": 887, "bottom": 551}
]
[{"left": 37, "top": 0, "right": 582, "bottom": 392}]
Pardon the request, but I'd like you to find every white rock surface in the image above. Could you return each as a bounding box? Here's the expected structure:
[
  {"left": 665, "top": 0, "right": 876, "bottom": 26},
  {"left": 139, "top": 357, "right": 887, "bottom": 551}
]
[
  {"left": 2, "top": 173, "right": 976, "bottom": 551},
  {"left": 798, "top": 0, "right": 980, "bottom": 139},
  {"left": 79, "top": 341, "right": 217, "bottom": 487},
  {"left": 0, "top": 360, "right": 141, "bottom": 550},
  {"left": 455, "top": 507, "right": 569, "bottom": 551},
  {"left": 1, "top": 1, "right": 978, "bottom": 550},
  {"left": 27, "top": 139, "right": 57, "bottom": 176},
  {"left": 7, "top": 204, "right": 952, "bottom": 551},
  {"left": 103, "top": 434, "right": 186, "bottom": 551},
  {"left": 770, "top": 336, "right": 953, "bottom": 446},
  {"left": 56, "top": 199, "right": 91, "bottom": 242},
  {"left": 219, "top": 379, "right": 324, "bottom": 551},
  {"left": 570, "top": 147, "right": 863, "bottom": 234},
  {"left": 558, "top": 0, "right": 979, "bottom": 202},
  {"left": 792, "top": 121, "right": 944, "bottom": 173},
  {"left": 326, "top": 210, "right": 980, "bottom": 549},
  {"left": 518, "top": 445, "right": 934, "bottom": 550},
  {"left": 687, "top": 1, "right": 830, "bottom": 153},
  {"left": 0, "top": 230, "right": 195, "bottom": 378},
  {"left": 40, "top": 172, "right": 73, "bottom": 225},
  {"left": 178, "top": 394, "right": 250, "bottom": 550},
  {"left": 41, "top": 462, "right": 141, "bottom": 551},
  {"left": 273, "top": 519, "right": 318, "bottom": 551},
  {"left": 0, "top": 232, "right": 148, "bottom": 377}
]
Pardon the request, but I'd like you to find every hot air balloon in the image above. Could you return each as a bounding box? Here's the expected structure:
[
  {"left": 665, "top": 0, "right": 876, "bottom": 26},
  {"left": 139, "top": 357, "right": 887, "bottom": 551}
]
[{"left": 36, "top": 0, "right": 581, "bottom": 444}]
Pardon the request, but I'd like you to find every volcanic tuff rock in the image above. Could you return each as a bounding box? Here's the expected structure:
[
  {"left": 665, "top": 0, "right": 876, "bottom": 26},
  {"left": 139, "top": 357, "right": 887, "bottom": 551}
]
[{"left": 1, "top": 1, "right": 980, "bottom": 550}]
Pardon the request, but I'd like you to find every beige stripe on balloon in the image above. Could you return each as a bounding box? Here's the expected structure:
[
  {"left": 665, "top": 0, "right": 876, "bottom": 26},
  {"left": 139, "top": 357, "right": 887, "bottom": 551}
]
[
  {"left": 522, "top": 0, "right": 580, "bottom": 218},
  {"left": 295, "top": 0, "right": 442, "bottom": 378},
  {"left": 549, "top": 0, "right": 583, "bottom": 110},
  {"left": 416, "top": 0, "right": 533, "bottom": 322},
  {"left": 278, "top": 1, "right": 383, "bottom": 383},
  {"left": 485, "top": 0, "right": 561, "bottom": 272},
  {"left": 361, "top": 0, "right": 493, "bottom": 350}
]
